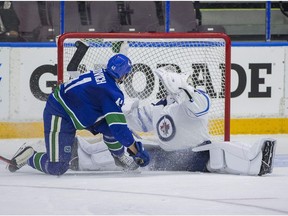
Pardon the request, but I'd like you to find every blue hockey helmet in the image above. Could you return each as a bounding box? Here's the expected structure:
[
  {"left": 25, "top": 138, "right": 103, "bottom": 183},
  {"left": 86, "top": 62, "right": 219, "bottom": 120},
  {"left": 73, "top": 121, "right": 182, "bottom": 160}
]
[{"left": 106, "top": 54, "right": 132, "bottom": 79}]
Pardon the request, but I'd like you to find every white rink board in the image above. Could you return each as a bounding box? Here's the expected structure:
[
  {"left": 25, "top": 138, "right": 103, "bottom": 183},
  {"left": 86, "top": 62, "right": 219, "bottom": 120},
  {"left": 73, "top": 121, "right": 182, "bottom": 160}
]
[
  {"left": 0, "top": 48, "right": 10, "bottom": 119},
  {"left": 10, "top": 48, "right": 56, "bottom": 120},
  {"left": 231, "top": 47, "right": 285, "bottom": 116},
  {"left": 0, "top": 45, "right": 287, "bottom": 121}
]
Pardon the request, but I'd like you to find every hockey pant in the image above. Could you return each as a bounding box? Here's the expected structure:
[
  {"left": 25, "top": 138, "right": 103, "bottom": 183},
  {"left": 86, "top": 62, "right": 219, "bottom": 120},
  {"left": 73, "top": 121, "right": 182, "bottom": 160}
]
[{"left": 27, "top": 95, "right": 76, "bottom": 175}]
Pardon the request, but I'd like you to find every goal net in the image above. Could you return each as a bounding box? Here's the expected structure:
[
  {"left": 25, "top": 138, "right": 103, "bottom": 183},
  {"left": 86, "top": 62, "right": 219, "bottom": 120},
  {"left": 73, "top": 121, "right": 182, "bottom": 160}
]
[{"left": 57, "top": 32, "right": 231, "bottom": 142}]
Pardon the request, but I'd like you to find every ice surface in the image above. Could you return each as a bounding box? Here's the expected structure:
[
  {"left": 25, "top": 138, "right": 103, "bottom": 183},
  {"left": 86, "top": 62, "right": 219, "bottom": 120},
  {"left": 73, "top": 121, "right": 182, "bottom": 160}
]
[{"left": 0, "top": 134, "right": 287, "bottom": 215}]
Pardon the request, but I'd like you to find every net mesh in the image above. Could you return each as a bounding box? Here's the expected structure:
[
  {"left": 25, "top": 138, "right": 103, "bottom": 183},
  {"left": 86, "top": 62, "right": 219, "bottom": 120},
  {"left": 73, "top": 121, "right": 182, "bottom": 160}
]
[{"left": 59, "top": 35, "right": 229, "bottom": 141}]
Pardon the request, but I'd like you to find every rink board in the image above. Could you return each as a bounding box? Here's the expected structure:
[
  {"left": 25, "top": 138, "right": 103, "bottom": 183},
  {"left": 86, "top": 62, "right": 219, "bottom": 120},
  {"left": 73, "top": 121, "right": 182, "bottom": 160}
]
[
  {"left": 0, "top": 118, "right": 287, "bottom": 138},
  {"left": 0, "top": 42, "right": 287, "bottom": 138}
]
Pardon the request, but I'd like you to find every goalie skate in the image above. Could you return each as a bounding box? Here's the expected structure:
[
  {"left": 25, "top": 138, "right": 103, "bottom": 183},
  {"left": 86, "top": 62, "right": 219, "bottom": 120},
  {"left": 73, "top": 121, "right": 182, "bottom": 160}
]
[
  {"left": 8, "top": 144, "right": 35, "bottom": 173},
  {"left": 258, "top": 139, "right": 276, "bottom": 176},
  {"left": 112, "top": 152, "right": 139, "bottom": 171}
]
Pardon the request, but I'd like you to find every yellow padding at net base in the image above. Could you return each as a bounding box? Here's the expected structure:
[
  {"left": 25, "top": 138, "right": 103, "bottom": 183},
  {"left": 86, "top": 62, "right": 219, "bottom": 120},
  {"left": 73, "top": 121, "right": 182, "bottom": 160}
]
[
  {"left": 0, "top": 122, "right": 44, "bottom": 139},
  {"left": 231, "top": 118, "right": 288, "bottom": 134},
  {"left": 0, "top": 118, "right": 287, "bottom": 139}
]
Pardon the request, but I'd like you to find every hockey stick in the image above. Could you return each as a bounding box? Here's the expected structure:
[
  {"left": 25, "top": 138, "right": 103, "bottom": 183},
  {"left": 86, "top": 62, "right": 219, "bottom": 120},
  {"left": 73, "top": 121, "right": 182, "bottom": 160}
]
[
  {"left": 130, "top": 129, "right": 142, "bottom": 140},
  {"left": 0, "top": 142, "right": 29, "bottom": 167},
  {"left": 67, "top": 40, "right": 89, "bottom": 72},
  {"left": 0, "top": 155, "right": 15, "bottom": 166},
  {"left": 130, "top": 129, "right": 159, "bottom": 150}
]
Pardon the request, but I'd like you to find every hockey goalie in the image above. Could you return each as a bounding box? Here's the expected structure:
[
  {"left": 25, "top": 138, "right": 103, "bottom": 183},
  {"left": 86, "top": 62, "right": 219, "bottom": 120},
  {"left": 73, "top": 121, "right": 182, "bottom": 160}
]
[{"left": 70, "top": 65, "right": 276, "bottom": 176}]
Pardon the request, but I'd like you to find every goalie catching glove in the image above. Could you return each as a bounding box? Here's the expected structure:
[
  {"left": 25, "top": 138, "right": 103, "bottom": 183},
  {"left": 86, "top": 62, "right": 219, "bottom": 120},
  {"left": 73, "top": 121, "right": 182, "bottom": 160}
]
[
  {"left": 127, "top": 141, "right": 150, "bottom": 167},
  {"left": 154, "top": 66, "right": 195, "bottom": 103}
]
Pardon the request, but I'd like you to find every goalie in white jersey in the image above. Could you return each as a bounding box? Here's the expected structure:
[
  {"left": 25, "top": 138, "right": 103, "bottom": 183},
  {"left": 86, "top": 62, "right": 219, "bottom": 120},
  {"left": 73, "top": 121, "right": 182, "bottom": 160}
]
[
  {"left": 71, "top": 66, "right": 276, "bottom": 176},
  {"left": 125, "top": 66, "right": 211, "bottom": 152}
]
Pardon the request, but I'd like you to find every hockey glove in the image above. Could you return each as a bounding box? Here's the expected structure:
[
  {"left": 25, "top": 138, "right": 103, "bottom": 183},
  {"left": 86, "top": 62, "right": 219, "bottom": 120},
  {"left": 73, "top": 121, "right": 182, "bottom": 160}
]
[{"left": 127, "top": 141, "right": 150, "bottom": 167}]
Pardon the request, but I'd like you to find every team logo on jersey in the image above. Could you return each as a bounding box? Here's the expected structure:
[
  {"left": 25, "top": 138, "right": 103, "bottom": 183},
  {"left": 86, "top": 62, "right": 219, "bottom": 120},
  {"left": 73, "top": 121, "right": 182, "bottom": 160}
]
[
  {"left": 64, "top": 146, "right": 71, "bottom": 153},
  {"left": 156, "top": 115, "right": 176, "bottom": 141},
  {"left": 115, "top": 98, "right": 124, "bottom": 107}
]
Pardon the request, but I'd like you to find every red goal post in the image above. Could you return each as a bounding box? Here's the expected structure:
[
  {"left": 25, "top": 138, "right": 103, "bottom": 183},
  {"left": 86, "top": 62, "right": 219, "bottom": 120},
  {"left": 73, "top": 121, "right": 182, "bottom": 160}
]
[{"left": 57, "top": 32, "right": 231, "bottom": 142}]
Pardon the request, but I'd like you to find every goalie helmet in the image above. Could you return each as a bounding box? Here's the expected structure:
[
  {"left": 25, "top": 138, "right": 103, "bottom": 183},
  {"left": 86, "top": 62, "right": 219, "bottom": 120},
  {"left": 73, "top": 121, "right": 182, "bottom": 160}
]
[{"left": 106, "top": 54, "right": 132, "bottom": 79}]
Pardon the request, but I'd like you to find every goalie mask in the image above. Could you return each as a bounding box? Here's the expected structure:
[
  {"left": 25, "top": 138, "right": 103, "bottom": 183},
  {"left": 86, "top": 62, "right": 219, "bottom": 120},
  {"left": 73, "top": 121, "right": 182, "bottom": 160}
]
[{"left": 106, "top": 54, "right": 132, "bottom": 80}]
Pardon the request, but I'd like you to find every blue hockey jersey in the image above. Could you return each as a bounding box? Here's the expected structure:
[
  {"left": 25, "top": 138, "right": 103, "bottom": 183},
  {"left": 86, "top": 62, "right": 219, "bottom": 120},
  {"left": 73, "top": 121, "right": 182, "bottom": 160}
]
[{"left": 52, "top": 69, "right": 135, "bottom": 147}]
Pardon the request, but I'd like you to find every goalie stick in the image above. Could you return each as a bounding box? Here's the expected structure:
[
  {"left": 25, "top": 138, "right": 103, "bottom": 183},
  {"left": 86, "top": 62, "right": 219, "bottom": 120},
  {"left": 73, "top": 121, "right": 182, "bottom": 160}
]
[
  {"left": 130, "top": 129, "right": 159, "bottom": 151},
  {"left": 130, "top": 129, "right": 142, "bottom": 140}
]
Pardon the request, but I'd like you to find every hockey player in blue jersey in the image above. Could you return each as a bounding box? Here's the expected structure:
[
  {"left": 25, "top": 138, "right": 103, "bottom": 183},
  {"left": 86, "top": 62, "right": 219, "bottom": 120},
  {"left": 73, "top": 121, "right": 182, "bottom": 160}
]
[{"left": 7, "top": 54, "right": 150, "bottom": 175}]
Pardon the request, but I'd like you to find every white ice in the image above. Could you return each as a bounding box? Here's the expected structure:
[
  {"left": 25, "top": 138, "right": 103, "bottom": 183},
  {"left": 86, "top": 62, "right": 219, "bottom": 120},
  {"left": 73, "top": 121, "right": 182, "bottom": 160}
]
[{"left": 0, "top": 134, "right": 288, "bottom": 215}]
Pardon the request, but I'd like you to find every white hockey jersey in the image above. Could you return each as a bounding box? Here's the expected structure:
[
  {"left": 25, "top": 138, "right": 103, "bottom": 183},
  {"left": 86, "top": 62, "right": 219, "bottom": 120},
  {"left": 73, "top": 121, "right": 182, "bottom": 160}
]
[{"left": 124, "top": 89, "right": 211, "bottom": 151}]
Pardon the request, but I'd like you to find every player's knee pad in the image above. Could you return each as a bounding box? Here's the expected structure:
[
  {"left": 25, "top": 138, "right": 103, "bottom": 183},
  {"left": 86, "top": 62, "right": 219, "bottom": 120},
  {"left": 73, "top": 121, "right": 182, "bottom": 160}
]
[
  {"left": 77, "top": 144, "right": 95, "bottom": 171},
  {"left": 46, "top": 162, "right": 69, "bottom": 175}
]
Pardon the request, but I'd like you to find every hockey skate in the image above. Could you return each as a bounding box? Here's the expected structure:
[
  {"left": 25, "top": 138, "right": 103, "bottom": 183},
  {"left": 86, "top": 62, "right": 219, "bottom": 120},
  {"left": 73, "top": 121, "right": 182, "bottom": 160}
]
[
  {"left": 8, "top": 144, "right": 35, "bottom": 173},
  {"left": 258, "top": 139, "right": 276, "bottom": 176},
  {"left": 112, "top": 152, "right": 139, "bottom": 171}
]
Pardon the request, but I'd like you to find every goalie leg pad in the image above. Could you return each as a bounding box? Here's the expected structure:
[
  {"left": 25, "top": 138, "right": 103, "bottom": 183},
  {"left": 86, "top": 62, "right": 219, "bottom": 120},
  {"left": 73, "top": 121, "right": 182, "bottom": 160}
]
[
  {"left": 207, "top": 148, "right": 225, "bottom": 170},
  {"left": 76, "top": 136, "right": 123, "bottom": 171},
  {"left": 193, "top": 139, "right": 272, "bottom": 176},
  {"left": 77, "top": 136, "right": 108, "bottom": 155},
  {"left": 207, "top": 149, "right": 262, "bottom": 175}
]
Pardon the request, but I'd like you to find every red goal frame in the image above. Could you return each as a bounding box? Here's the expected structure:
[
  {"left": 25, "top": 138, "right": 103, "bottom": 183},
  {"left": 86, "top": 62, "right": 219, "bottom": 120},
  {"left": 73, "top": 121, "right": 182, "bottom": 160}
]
[{"left": 57, "top": 32, "right": 231, "bottom": 141}]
